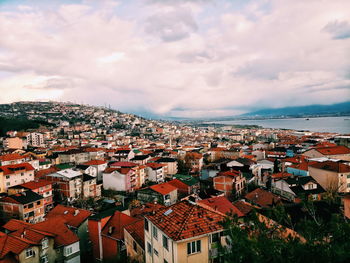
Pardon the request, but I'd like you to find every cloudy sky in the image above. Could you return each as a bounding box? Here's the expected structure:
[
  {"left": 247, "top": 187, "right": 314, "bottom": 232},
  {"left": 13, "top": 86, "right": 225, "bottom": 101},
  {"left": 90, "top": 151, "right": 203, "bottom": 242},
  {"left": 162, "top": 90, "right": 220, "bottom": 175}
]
[{"left": 0, "top": 0, "right": 349, "bottom": 118}]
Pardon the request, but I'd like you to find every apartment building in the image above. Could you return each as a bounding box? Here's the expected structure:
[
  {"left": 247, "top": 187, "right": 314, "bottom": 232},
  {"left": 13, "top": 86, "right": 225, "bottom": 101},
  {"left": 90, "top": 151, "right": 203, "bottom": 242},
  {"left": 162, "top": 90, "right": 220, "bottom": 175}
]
[
  {"left": 145, "top": 201, "right": 225, "bottom": 263},
  {"left": 0, "top": 163, "right": 35, "bottom": 193},
  {"left": 0, "top": 190, "right": 45, "bottom": 223}
]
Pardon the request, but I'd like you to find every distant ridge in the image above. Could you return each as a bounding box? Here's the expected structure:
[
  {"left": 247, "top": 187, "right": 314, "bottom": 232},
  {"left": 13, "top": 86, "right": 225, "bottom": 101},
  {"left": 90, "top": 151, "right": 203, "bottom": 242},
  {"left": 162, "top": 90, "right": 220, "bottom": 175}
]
[{"left": 241, "top": 101, "right": 350, "bottom": 118}]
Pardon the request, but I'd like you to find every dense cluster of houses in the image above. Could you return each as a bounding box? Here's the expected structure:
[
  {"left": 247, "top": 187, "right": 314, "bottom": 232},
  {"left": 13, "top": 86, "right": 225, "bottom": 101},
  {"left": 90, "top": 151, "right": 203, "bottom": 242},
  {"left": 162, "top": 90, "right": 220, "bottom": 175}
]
[{"left": 0, "top": 101, "right": 349, "bottom": 262}]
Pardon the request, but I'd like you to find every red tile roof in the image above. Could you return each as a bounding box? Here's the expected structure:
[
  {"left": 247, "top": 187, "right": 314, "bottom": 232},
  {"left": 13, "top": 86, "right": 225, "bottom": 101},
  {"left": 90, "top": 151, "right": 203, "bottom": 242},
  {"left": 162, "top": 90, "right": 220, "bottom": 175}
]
[
  {"left": 232, "top": 200, "right": 254, "bottom": 216},
  {"left": 102, "top": 211, "right": 139, "bottom": 240},
  {"left": 271, "top": 172, "right": 293, "bottom": 179},
  {"left": 245, "top": 188, "right": 281, "bottom": 208},
  {"left": 124, "top": 220, "right": 144, "bottom": 248},
  {"left": 150, "top": 182, "right": 177, "bottom": 195},
  {"left": 314, "top": 146, "right": 350, "bottom": 155},
  {"left": 197, "top": 196, "right": 244, "bottom": 217},
  {"left": 167, "top": 179, "right": 189, "bottom": 193},
  {"left": 35, "top": 167, "right": 58, "bottom": 178},
  {"left": 19, "top": 179, "right": 52, "bottom": 190},
  {"left": 0, "top": 163, "right": 34, "bottom": 175},
  {"left": 0, "top": 154, "right": 24, "bottom": 162},
  {"left": 45, "top": 204, "right": 92, "bottom": 228},
  {"left": 146, "top": 163, "right": 164, "bottom": 169},
  {"left": 146, "top": 201, "right": 225, "bottom": 241},
  {"left": 82, "top": 160, "right": 106, "bottom": 166},
  {"left": 217, "top": 170, "right": 240, "bottom": 177},
  {"left": 309, "top": 161, "right": 350, "bottom": 173}
]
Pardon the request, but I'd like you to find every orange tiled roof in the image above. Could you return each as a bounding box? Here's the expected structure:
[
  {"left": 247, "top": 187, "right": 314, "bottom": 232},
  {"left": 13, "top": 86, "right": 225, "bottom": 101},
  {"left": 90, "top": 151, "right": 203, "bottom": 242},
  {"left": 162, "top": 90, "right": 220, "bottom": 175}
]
[
  {"left": 124, "top": 220, "right": 144, "bottom": 248},
  {"left": 150, "top": 182, "right": 177, "bottom": 195},
  {"left": 146, "top": 201, "right": 225, "bottom": 241},
  {"left": 197, "top": 196, "right": 244, "bottom": 217},
  {"left": 102, "top": 211, "right": 139, "bottom": 240},
  {"left": 309, "top": 161, "right": 350, "bottom": 173},
  {"left": 314, "top": 146, "right": 350, "bottom": 155},
  {"left": 19, "top": 179, "right": 52, "bottom": 190},
  {"left": 45, "top": 204, "right": 92, "bottom": 228},
  {"left": 82, "top": 160, "right": 106, "bottom": 166},
  {"left": 245, "top": 188, "right": 281, "bottom": 208},
  {"left": 167, "top": 179, "right": 189, "bottom": 192},
  {"left": 0, "top": 153, "right": 24, "bottom": 162},
  {"left": 0, "top": 163, "right": 34, "bottom": 175}
]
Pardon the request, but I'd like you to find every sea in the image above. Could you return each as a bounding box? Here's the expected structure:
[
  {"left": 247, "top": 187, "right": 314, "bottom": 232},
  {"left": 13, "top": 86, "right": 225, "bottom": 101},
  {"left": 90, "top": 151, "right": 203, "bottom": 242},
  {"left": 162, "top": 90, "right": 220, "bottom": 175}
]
[{"left": 209, "top": 116, "right": 350, "bottom": 134}]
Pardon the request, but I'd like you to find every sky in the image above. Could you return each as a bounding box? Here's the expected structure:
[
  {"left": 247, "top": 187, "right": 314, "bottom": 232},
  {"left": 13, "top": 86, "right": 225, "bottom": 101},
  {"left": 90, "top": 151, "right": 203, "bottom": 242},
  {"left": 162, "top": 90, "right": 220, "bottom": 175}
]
[{"left": 0, "top": 0, "right": 349, "bottom": 118}]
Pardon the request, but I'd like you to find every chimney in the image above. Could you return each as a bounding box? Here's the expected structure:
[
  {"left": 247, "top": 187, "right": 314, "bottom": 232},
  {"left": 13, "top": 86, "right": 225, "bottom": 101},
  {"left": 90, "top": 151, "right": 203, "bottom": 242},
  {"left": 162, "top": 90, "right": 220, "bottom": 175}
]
[{"left": 74, "top": 209, "right": 80, "bottom": 216}]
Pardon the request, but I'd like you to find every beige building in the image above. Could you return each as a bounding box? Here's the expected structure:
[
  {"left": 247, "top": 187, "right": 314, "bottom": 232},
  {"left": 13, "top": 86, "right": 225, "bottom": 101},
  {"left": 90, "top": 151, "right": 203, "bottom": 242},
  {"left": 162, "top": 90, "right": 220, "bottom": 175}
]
[
  {"left": 4, "top": 137, "right": 27, "bottom": 149},
  {"left": 0, "top": 163, "right": 35, "bottom": 193},
  {"left": 145, "top": 201, "right": 225, "bottom": 263},
  {"left": 303, "top": 146, "right": 350, "bottom": 161},
  {"left": 309, "top": 161, "right": 350, "bottom": 193}
]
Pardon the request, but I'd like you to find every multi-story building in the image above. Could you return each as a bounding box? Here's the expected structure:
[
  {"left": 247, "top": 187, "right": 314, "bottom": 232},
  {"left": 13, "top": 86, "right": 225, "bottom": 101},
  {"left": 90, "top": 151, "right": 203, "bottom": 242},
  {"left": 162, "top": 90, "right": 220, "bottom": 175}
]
[
  {"left": 8, "top": 179, "right": 54, "bottom": 212},
  {"left": 303, "top": 146, "right": 350, "bottom": 161},
  {"left": 0, "top": 153, "right": 26, "bottom": 166},
  {"left": 0, "top": 190, "right": 45, "bottom": 223},
  {"left": 144, "top": 201, "right": 225, "bottom": 263},
  {"left": 2, "top": 217, "right": 81, "bottom": 263},
  {"left": 41, "top": 168, "right": 83, "bottom": 202},
  {"left": 309, "top": 161, "right": 350, "bottom": 193},
  {"left": 124, "top": 220, "right": 145, "bottom": 263},
  {"left": 146, "top": 163, "right": 165, "bottom": 183},
  {"left": 45, "top": 205, "right": 91, "bottom": 259},
  {"left": 103, "top": 167, "right": 137, "bottom": 192},
  {"left": 0, "top": 163, "right": 35, "bottom": 193},
  {"left": 3, "top": 136, "right": 27, "bottom": 149},
  {"left": 213, "top": 170, "right": 246, "bottom": 197},
  {"left": 26, "top": 132, "right": 45, "bottom": 147}
]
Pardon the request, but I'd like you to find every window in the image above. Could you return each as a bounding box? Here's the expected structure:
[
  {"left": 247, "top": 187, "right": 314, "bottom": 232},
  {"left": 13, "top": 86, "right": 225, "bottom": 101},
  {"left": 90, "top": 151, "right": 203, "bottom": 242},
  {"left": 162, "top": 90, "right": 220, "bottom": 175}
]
[
  {"left": 42, "top": 238, "right": 49, "bottom": 249},
  {"left": 37, "top": 201, "right": 41, "bottom": 205},
  {"left": 347, "top": 174, "right": 350, "bottom": 179},
  {"left": 187, "top": 240, "right": 201, "bottom": 255},
  {"left": 164, "top": 194, "right": 170, "bottom": 200},
  {"left": 347, "top": 183, "right": 350, "bottom": 188},
  {"left": 21, "top": 173, "right": 24, "bottom": 176},
  {"left": 133, "top": 241, "right": 137, "bottom": 252},
  {"left": 25, "top": 248, "right": 34, "bottom": 258},
  {"left": 5, "top": 176, "right": 10, "bottom": 179},
  {"left": 145, "top": 219, "right": 149, "bottom": 232},
  {"left": 147, "top": 242, "right": 152, "bottom": 254},
  {"left": 65, "top": 246, "right": 73, "bottom": 256},
  {"left": 6, "top": 182, "right": 10, "bottom": 186},
  {"left": 152, "top": 226, "right": 158, "bottom": 240},
  {"left": 28, "top": 203, "right": 34, "bottom": 209},
  {"left": 154, "top": 249, "right": 159, "bottom": 256},
  {"left": 162, "top": 235, "right": 169, "bottom": 250}
]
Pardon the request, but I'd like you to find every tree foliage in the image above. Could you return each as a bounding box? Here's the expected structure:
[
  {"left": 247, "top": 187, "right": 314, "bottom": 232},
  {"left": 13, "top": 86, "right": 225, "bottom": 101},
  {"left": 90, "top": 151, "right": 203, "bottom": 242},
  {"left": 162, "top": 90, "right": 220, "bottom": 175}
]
[{"left": 220, "top": 206, "right": 350, "bottom": 263}]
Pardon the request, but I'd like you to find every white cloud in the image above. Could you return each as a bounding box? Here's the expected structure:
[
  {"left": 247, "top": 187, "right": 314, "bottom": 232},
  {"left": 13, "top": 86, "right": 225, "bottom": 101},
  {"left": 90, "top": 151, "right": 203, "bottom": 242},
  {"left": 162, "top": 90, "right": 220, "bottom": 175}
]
[{"left": 0, "top": 0, "right": 349, "bottom": 117}]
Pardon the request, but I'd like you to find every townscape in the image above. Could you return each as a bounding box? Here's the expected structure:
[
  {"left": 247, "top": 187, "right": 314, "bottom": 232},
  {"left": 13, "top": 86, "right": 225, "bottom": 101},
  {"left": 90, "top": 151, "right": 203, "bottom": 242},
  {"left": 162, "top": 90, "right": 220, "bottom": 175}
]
[{"left": 0, "top": 101, "right": 349, "bottom": 263}]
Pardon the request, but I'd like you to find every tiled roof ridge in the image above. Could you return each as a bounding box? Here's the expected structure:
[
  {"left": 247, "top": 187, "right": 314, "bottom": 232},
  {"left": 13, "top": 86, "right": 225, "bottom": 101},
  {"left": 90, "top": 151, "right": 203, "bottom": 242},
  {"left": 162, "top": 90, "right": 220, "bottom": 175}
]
[
  {"left": 174, "top": 204, "right": 196, "bottom": 240},
  {"left": 0, "top": 234, "right": 9, "bottom": 257}
]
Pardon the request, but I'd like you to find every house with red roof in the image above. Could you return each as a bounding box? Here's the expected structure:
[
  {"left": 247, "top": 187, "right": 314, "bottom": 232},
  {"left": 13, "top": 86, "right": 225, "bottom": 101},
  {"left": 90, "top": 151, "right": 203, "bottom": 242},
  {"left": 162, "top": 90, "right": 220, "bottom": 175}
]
[
  {"left": 145, "top": 201, "right": 225, "bottom": 263},
  {"left": 78, "top": 159, "right": 107, "bottom": 182},
  {"left": 2, "top": 217, "right": 81, "bottom": 263},
  {"left": 303, "top": 145, "right": 350, "bottom": 161},
  {"left": 167, "top": 179, "right": 191, "bottom": 198},
  {"left": 245, "top": 188, "right": 282, "bottom": 208},
  {"left": 145, "top": 163, "right": 165, "bottom": 183},
  {"left": 0, "top": 153, "right": 26, "bottom": 166},
  {"left": 213, "top": 170, "right": 246, "bottom": 197},
  {"left": 45, "top": 204, "right": 91, "bottom": 258},
  {"left": 137, "top": 182, "right": 178, "bottom": 206},
  {"left": 8, "top": 179, "right": 54, "bottom": 212},
  {"left": 0, "top": 163, "right": 35, "bottom": 193},
  {"left": 100, "top": 211, "right": 139, "bottom": 261},
  {"left": 197, "top": 196, "right": 245, "bottom": 217},
  {"left": 103, "top": 167, "right": 138, "bottom": 192},
  {"left": 309, "top": 161, "right": 350, "bottom": 193},
  {"left": 0, "top": 190, "right": 45, "bottom": 223}
]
